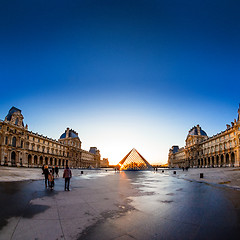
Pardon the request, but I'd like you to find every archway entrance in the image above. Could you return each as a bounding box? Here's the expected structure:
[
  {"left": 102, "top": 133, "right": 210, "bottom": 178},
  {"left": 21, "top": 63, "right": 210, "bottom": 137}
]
[
  {"left": 220, "top": 155, "right": 224, "bottom": 166},
  {"left": 216, "top": 155, "right": 219, "bottom": 166},
  {"left": 231, "top": 152, "right": 235, "bottom": 165},
  {"left": 28, "top": 154, "right": 32, "bottom": 166},
  {"left": 211, "top": 156, "right": 214, "bottom": 166},
  {"left": 226, "top": 154, "right": 229, "bottom": 165},
  {"left": 34, "top": 155, "right": 38, "bottom": 165},
  {"left": 40, "top": 156, "right": 43, "bottom": 165},
  {"left": 11, "top": 151, "right": 16, "bottom": 166}
]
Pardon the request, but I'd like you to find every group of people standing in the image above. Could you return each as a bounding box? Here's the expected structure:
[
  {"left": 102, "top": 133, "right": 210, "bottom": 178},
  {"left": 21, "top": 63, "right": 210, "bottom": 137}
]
[{"left": 42, "top": 165, "right": 72, "bottom": 191}]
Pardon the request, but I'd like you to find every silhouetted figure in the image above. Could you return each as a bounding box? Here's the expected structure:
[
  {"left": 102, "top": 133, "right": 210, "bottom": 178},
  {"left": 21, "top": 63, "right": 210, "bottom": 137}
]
[
  {"left": 63, "top": 165, "right": 72, "bottom": 191},
  {"left": 182, "top": 167, "right": 184, "bottom": 171},
  {"left": 43, "top": 165, "right": 49, "bottom": 188},
  {"left": 55, "top": 165, "right": 59, "bottom": 177}
]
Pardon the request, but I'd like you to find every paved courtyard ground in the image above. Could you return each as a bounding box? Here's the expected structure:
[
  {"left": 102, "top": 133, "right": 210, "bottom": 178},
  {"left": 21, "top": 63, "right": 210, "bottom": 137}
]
[{"left": 0, "top": 167, "right": 240, "bottom": 240}]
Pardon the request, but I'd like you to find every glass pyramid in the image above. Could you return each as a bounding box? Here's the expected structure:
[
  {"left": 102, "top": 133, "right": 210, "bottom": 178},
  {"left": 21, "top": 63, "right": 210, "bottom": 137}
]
[{"left": 118, "top": 148, "right": 152, "bottom": 170}]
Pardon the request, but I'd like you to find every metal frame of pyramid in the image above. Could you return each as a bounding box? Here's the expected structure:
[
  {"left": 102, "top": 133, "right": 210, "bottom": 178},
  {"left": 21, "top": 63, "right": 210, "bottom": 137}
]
[{"left": 118, "top": 148, "right": 152, "bottom": 170}]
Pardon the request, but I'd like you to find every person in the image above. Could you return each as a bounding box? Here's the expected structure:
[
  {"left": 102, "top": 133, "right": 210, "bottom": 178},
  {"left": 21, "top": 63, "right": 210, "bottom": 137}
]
[
  {"left": 52, "top": 166, "right": 55, "bottom": 176},
  {"left": 63, "top": 165, "right": 72, "bottom": 191},
  {"left": 42, "top": 165, "right": 49, "bottom": 188},
  {"left": 48, "top": 169, "right": 54, "bottom": 190},
  {"left": 55, "top": 165, "right": 59, "bottom": 177}
]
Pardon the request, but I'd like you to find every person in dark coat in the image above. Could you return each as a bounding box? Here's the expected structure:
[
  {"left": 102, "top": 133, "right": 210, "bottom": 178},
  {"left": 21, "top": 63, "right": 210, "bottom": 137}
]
[
  {"left": 43, "top": 165, "right": 49, "bottom": 188},
  {"left": 55, "top": 165, "right": 59, "bottom": 177},
  {"left": 63, "top": 165, "right": 72, "bottom": 191}
]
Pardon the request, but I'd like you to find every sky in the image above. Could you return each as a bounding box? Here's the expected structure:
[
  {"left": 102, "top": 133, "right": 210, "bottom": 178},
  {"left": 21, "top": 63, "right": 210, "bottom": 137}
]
[{"left": 0, "top": 0, "right": 240, "bottom": 165}]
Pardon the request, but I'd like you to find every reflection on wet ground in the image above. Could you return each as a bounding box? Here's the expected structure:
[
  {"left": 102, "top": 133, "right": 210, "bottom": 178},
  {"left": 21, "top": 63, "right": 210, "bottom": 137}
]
[
  {"left": 79, "top": 171, "right": 240, "bottom": 240},
  {"left": 0, "top": 180, "right": 58, "bottom": 230}
]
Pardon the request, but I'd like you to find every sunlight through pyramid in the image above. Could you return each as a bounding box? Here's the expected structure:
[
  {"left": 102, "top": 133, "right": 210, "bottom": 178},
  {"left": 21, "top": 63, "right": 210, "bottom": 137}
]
[{"left": 118, "top": 148, "right": 152, "bottom": 170}]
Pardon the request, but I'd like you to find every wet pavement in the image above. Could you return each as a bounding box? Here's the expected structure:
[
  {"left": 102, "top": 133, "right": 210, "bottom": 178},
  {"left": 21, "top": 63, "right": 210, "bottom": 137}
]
[{"left": 0, "top": 170, "right": 240, "bottom": 240}]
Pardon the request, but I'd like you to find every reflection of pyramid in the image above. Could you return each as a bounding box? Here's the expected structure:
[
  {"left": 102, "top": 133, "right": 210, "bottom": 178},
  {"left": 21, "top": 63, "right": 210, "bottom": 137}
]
[{"left": 118, "top": 148, "right": 152, "bottom": 170}]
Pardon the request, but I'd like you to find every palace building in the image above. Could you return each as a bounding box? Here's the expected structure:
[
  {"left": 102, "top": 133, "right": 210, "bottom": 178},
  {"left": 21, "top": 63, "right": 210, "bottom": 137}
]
[
  {"left": 0, "top": 107, "right": 101, "bottom": 168},
  {"left": 168, "top": 106, "right": 240, "bottom": 168}
]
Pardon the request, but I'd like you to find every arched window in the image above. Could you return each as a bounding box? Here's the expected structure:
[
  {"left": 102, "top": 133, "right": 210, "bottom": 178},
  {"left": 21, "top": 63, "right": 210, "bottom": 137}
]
[
  {"left": 12, "top": 137, "right": 16, "bottom": 147},
  {"left": 15, "top": 118, "right": 19, "bottom": 125},
  {"left": 5, "top": 136, "right": 8, "bottom": 145}
]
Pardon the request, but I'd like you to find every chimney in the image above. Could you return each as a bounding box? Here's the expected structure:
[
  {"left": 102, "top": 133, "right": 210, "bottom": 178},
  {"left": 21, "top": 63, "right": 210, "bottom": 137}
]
[
  {"left": 66, "top": 128, "right": 70, "bottom": 138},
  {"left": 226, "top": 124, "right": 230, "bottom": 129},
  {"left": 197, "top": 125, "right": 201, "bottom": 135}
]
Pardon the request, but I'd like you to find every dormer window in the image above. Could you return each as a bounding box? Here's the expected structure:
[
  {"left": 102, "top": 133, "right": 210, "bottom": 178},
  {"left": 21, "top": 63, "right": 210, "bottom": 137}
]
[{"left": 15, "top": 118, "right": 19, "bottom": 125}]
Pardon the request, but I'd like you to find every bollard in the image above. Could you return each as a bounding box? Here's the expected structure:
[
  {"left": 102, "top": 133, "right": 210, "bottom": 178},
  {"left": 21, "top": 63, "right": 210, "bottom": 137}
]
[
  {"left": 173, "top": 171, "right": 176, "bottom": 174},
  {"left": 81, "top": 171, "right": 83, "bottom": 174},
  {"left": 200, "top": 173, "right": 203, "bottom": 178},
  {"left": 162, "top": 170, "right": 164, "bottom": 173}
]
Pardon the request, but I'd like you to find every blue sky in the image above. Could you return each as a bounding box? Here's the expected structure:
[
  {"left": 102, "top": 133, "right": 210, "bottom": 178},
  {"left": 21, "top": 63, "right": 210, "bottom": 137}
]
[{"left": 0, "top": 0, "right": 239, "bottom": 164}]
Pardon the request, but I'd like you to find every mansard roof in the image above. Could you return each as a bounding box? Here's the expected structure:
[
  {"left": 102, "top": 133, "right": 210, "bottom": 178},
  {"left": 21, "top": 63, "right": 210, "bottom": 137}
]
[
  {"left": 188, "top": 125, "right": 207, "bottom": 137},
  {"left": 60, "top": 130, "right": 79, "bottom": 139},
  {"left": 6, "top": 107, "right": 22, "bottom": 121}
]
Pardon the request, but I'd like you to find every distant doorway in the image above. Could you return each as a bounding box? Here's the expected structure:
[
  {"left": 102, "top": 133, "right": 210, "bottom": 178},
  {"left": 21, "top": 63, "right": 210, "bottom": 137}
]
[{"left": 11, "top": 151, "right": 16, "bottom": 166}]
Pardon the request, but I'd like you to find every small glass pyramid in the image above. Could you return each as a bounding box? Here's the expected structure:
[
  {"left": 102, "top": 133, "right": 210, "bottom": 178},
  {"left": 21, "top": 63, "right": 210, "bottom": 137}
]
[{"left": 118, "top": 148, "right": 152, "bottom": 170}]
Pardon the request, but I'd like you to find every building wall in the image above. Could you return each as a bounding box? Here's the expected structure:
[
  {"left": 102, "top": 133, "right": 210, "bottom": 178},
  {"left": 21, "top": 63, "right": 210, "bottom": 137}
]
[
  {"left": 100, "top": 158, "right": 109, "bottom": 167},
  {"left": 168, "top": 107, "right": 240, "bottom": 168},
  {"left": 0, "top": 108, "right": 101, "bottom": 168}
]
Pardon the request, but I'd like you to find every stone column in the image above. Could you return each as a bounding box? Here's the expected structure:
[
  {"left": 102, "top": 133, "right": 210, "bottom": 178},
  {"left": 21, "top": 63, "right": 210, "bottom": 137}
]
[
  {"left": 8, "top": 150, "right": 11, "bottom": 166},
  {"left": 236, "top": 147, "right": 240, "bottom": 167}
]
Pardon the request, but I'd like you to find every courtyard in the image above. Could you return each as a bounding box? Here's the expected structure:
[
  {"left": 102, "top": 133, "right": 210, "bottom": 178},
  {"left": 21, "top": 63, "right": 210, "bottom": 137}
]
[{"left": 0, "top": 167, "right": 240, "bottom": 240}]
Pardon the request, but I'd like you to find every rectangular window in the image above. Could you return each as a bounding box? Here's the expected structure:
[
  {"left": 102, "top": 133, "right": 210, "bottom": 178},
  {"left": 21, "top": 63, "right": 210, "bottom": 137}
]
[{"left": 5, "top": 136, "right": 8, "bottom": 145}]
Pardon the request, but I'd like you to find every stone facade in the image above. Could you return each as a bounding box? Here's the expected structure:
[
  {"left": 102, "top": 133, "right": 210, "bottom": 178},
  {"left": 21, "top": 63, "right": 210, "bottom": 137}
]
[
  {"left": 100, "top": 158, "right": 109, "bottom": 167},
  {"left": 168, "top": 106, "right": 240, "bottom": 168},
  {"left": 0, "top": 107, "right": 101, "bottom": 168}
]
